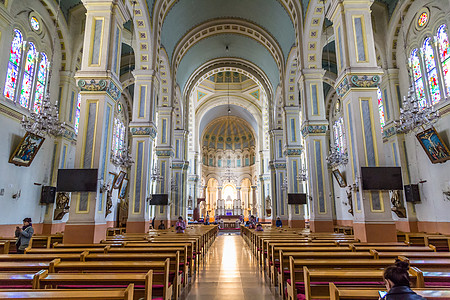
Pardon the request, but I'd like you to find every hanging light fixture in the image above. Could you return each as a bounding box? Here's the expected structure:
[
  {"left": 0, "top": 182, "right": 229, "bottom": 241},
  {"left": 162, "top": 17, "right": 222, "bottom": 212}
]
[
  {"left": 21, "top": 0, "right": 65, "bottom": 137},
  {"left": 394, "top": 14, "right": 440, "bottom": 134}
]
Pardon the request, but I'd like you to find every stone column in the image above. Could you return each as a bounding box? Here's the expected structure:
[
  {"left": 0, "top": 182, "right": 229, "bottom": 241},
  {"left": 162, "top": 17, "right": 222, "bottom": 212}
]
[
  {"left": 269, "top": 129, "right": 287, "bottom": 225},
  {"left": 328, "top": 0, "right": 396, "bottom": 242},
  {"left": 65, "top": 0, "right": 128, "bottom": 243},
  {"left": 298, "top": 69, "right": 333, "bottom": 232},
  {"left": 284, "top": 106, "right": 306, "bottom": 228},
  {"left": 236, "top": 186, "right": 241, "bottom": 215},
  {"left": 42, "top": 71, "right": 78, "bottom": 234},
  {"left": 126, "top": 69, "right": 158, "bottom": 233},
  {"left": 259, "top": 150, "right": 271, "bottom": 221}
]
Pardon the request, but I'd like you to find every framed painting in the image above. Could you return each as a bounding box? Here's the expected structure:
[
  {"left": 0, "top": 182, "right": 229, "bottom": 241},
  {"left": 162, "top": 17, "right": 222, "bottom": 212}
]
[
  {"left": 416, "top": 127, "right": 450, "bottom": 164},
  {"left": 119, "top": 177, "right": 129, "bottom": 199},
  {"left": 107, "top": 172, "right": 117, "bottom": 187},
  {"left": 332, "top": 169, "right": 347, "bottom": 188},
  {"left": 113, "top": 171, "right": 126, "bottom": 189},
  {"left": 9, "top": 132, "right": 45, "bottom": 167}
]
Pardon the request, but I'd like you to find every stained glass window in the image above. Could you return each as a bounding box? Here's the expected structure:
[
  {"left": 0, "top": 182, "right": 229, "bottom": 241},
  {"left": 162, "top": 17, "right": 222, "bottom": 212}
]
[
  {"left": 418, "top": 12, "right": 428, "bottom": 28},
  {"left": 437, "top": 24, "right": 450, "bottom": 97},
  {"left": 410, "top": 49, "right": 427, "bottom": 108},
  {"left": 423, "top": 38, "right": 441, "bottom": 105},
  {"left": 112, "top": 118, "right": 125, "bottom": 157},
  {"left": 30, "top": 17, "right": 40, "bottom": 31},
  {"left": 377, "top": 88, "right": 385, "bottom": 133},
  {"left": 333, "top": 117, "right": 346, "bottom": 154},
  {"left": 33, "top": 53, "right": 48, "bottom": 113},
  {"left": 74, "top": 93, "right": 81, "bottom": 134},
  {"left": 4, "top": 29, "right": 23, "bottom": 101},
  {"left": 19, "top": 42, "right": 37, "bottom": 109}
]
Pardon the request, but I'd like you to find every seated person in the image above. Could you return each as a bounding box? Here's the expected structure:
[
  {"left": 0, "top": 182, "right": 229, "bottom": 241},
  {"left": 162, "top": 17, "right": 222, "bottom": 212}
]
[
  {"left": 245, "top": 221, "right": 250, "bottom": 227},
  {"left": 380, "top": 259, "right": 425, "bottom": 299},
  {"left": 255, "top": 223, "right": 264, "bottom": 231},
  {"left": 275, "top": 216, "right": 282, "bottom": 227},
  {"left": 175, "top": 216, "right": 186, "bottom": 233},
  {"left": 158, "top": 220, "right": 166, "bottom": 230}
]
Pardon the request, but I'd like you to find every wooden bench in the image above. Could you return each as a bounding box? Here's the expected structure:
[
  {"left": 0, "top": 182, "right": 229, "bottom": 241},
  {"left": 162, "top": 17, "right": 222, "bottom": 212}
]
[
  {"left": 0, "top": 242, "right": 10, "bottom": 254},
  {"left": 50, "top": 259, "right": 173, "bottom": 300},
  {"left": 0, "top": 283, "right": 134, "bottom": 299},
  {"left": 35, "top": 270, "right": 154, "bottom": 300},
  {"left": 371, "top": 251, "right": 450, "bottom": 259},
  {"left": 329, "top": 283, "right": 450, "bottom": 300}
]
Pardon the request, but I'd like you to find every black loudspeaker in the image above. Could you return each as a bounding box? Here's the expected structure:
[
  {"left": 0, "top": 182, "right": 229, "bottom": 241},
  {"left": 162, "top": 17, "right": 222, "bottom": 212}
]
[
  {"left": 404, "top": 184, "right": 420, "bottom": 203},
  {"left": 40, "top": 186, "right": 56, "bottom": 204}
]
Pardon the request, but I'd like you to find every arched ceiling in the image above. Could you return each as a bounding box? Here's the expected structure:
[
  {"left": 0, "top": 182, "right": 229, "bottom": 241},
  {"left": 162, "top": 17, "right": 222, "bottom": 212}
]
[
  {"left": 202, "top": 116, "right": 255, "bottom": 151},
  {"left": 199, "top": 104, "right": 258, "bottom": 140},
  {"left": 161, "top": 0, "right": 295, "bottom": 61},
  {"left": 177, "top": 34, "right": 279, "bottom": 92}
]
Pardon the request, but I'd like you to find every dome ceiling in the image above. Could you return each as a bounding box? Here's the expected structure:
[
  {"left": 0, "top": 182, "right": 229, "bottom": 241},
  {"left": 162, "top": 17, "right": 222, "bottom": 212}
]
[{"left": 202, "top": 116, "right": 255, "bottom": 150}]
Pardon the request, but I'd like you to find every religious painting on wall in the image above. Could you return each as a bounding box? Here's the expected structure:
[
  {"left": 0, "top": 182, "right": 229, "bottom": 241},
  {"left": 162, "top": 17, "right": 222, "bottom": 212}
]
[
  {"left": 119, "top": 177, "right": 129, "bottom": 199},
  {"left": 416, "top": 127, "right": 450, "bottom": 164},
  {"left": 9, "top": 132, "right": 45, "bottom": 167},
  {"left": 332, "top": 169, "right": 347, "bottom": 188},
  {"left": 113, "top": 171, "right": 126, "bottom": 189},
  {"left": 107, "top": 172, "right": 117, "bottom": 188}
]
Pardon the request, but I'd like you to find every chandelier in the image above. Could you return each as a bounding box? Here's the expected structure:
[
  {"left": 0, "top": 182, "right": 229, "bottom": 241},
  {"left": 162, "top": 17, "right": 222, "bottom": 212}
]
[
  {"left": 21, "top": 0, "right": 64, "bottom": 137},
  {"left": 326, "top": 146, "right": 348, "bottom": 167},
  {"left": 21, "top": 95, "right": 65, "bottom": 137},
  {"left": 394, "top": 84, "right": 439, "bottom": 134},
  {"left": 111, "top": 146, "right": 134, "bottom": 168}
]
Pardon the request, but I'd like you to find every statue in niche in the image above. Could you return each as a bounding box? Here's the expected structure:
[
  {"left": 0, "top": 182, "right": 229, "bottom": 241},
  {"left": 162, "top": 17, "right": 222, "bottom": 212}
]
[
  {"left": 105, "top": 187, "right": 113, "bottom": 217},
  {"left": 188, "top": 196, "right": 193, "bottom": 209},
  {"left": 54, "top": 192, "right": 70, "bottom": 220},
  {"left": 346, "top": 188, "right": 354, "bottom": 216},
  {"left": 390, "top": 190, "right": 407, "bottom": 218}
]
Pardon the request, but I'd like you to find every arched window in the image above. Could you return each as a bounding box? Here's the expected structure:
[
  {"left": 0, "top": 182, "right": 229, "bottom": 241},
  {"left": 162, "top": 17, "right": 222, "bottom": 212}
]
[
  {"left": 4, "top": 29, "right": 23, "bottom": 101},
  {"left": 422, "top": 37, "right": 441, "bottom": 104},
  {"left": 333, "top": 117, "right": 346, "bottom": 153},
  {"left": 437, "top": 24, "right": 450, "bottom": 97},
  {"left": 33, "top": 53, "right": 48, "bottom": 113},
  {"left": 19, "top": 42, "right": 37, "bottom": 109},
  {"left": 410, "top": 49, "right": 427, "bottom": 108},
  {"left": 74, "top": 93, "right": 81, "bottom": 134},
  {"left": 377, "top": 88, "right": 385, "bottom": 133}
]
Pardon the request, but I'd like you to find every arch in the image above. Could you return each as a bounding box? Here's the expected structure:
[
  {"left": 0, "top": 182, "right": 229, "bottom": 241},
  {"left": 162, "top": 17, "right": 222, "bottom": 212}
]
[{"left": 171, "top": 18, "right": 285, "bottom": 78}]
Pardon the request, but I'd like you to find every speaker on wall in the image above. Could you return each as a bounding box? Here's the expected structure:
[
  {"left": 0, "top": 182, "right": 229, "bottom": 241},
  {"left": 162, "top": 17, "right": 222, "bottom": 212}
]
[
  {"left": 40, "top": 186, "right": 56, "bottom": 204},
  {"left": 404, "top": 184, "right": 420, "bottom": 203}
]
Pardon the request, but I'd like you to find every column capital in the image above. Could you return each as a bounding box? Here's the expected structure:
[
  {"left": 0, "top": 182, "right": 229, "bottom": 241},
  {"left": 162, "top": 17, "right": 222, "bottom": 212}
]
[
  {"left": 335, "top": 72, "right": 384, "bottom": 98},
  {"left": 298, "top": 68, "right": 326, "bottom": 82},
  {"left": 129, "top": 122, "right": 157, "bottom": 139},
  {"left": 74, "top": 77, "right": 122, "bottom": 102},
  {"left": 301, "top": 122, "right": 328, "bottom": 138},
  {"left": 82, "top": 0, "right": 130, "bottom": 22},
  {"left": 283, "top": 147, "right": 303, "bottom": 157},
  {"left": 133, "top": 69, "right": 158, "bottom": 81}
]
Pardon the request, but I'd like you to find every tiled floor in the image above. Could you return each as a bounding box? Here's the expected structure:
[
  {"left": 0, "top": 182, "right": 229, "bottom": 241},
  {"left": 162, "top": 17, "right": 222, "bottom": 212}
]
[{"left": 181, "top": 234, "right": 281, "bottom": 300}]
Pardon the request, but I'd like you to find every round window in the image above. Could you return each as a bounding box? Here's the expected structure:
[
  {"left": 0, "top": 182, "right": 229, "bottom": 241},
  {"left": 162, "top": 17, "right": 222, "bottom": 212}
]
[{"left": 30, "top": 16, "right": 40, "bottom": 31}]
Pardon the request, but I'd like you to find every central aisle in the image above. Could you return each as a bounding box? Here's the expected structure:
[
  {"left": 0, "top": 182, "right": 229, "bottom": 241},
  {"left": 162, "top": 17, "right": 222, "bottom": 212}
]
[{"left": 182, "top": 234, "right": 281, "bottom": 300}]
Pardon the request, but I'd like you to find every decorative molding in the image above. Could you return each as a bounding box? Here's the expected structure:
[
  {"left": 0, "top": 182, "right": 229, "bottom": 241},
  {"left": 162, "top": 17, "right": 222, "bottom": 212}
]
[
  {"left": 259, "top": 175, "right": 270, "bottom": 181},
  {"left": 274, "top": 163, "right": 286, "bottom": 169},
  {"left": 130, "top": 127, "right": 151, "bottom": 136},
  {"left": 284, "top": 148, "right": 303, "bottom": 156},
  {"left": 0, "top": 102, "right": 24, "bottom": 121},
  {"left": 78, "top": 79, "right": 122, "bottom": 101},
  {"left": 301, "top": 125, "right": 328, "bottom": 137},
  {"left": 172, "top": 162, "right": 185, "bottom": 169},
  {"left": 156, "top": 150, "right": 174, "bottom": 157},
  {"left": 383, "top": 126, "right": 397, "bottom": 141},
  {"left": 336, "top": 74, "right": 381, "bottom": 97}
]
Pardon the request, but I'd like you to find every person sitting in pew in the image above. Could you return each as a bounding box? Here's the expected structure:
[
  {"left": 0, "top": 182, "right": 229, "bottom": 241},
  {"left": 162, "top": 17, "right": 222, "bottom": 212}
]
[
  {"left": 275, "top": 216, "right": 282, "bottom": 228},
  {"left": 255, "top": 223, "right": 264, "bottom": 231},
  {"left": 176, "top": 216, "right": 186, "bottom": 233},
  {"left": 381, "top": 259, "right": 425, "bottom": 300},
  {"left": 158, "top": 220, "right": 166, "bottom": 230}
]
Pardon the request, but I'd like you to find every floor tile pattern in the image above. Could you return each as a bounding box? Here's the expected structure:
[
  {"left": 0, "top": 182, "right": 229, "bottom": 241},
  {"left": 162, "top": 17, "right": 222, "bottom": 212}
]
[{"left": 181, "top": 234, "right": 281, "bottom": 300}]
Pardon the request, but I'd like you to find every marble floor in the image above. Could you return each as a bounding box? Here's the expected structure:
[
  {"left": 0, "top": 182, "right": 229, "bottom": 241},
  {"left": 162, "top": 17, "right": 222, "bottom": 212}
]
[{"left": 181, "top": 234, "right": 281, "bottom": 300}]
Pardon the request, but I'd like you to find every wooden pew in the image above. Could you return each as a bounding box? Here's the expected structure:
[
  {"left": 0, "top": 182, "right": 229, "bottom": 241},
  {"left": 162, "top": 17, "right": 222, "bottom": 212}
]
[
  {"left": 399, "top": 256, "right": 450, "bottom": 270},
  {"left": 0, "top": 242, "right": 10, "bottom": 254},
  {"left": 50, "top": 259, "right": 173, "bottom": 300},
  {"left": 372, "top": 251, "right": 450, "bottom": 260},
  {"left": 26, "top": 248, "right": 107, "bottom": 254},
  {"left": 0, "top": 283, "right": 134, "bottom": 299},
  {"left": 0, "top": 272, "right": 35, "bottom": 288},
  {"left": 0, "top": 254, "right": 82, "bottom": 262},
  {"left": 350, "top": 245, "right": 436, "bottom": 252},
  {"left": 0, "top": 261, "right": 55, "bottom": 272},
  {"left": 329, "top": 283, "right": 450, "bottom": 300},
  {"left": 35, "top": 270, "right": 154, "bottom": 300},
  {"left": 287, "top": 261, "right": 422, "bottom": 300}
]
